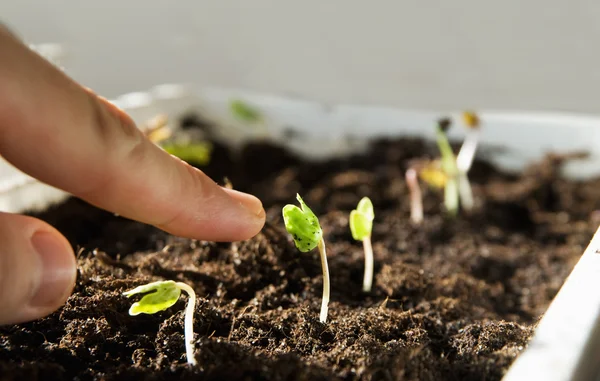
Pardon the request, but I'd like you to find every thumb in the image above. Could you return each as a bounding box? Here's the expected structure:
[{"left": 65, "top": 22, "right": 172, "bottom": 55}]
[{"left": 0, "top": 212, "right": 76, "bottom": 325}]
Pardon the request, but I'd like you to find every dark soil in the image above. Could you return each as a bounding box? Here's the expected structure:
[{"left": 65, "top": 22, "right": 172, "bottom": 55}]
[{"left": 1, "top": 119, "right": 598, "bottom": 381}]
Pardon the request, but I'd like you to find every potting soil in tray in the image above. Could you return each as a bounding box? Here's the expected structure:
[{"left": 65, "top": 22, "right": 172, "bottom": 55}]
[{"left": 0, "top": 120, "right": 597, "bottom": 381}]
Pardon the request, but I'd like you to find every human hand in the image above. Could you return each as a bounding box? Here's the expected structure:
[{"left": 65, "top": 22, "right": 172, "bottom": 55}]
[{"left": 0, "top": 25, "right": 265, "bottom": 325}]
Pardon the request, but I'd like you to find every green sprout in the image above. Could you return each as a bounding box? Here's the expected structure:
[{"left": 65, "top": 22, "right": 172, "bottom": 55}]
[
  {"left": 230, "top": 99, "right": 263, "bottom": 123},
  {"left": 229, "top": 99, "right": 268, "bottom": 138},
  {"left": 435, "top": 118, "right": 460, "bottom": 215},
  {"left": 143, "top": 114, "right": 213, "bottom": 167},
  {"left": 282, "top": 194, "right": 330, "bottom": 323},
  {"left": 123, "top": 280, "right": 197, "bottom": 366},
  {"left": 162, "top": 142, "right": 213, "bottom": 166},
  {"left": 349, "top": 197, "right": 375, "bottom": 292}
]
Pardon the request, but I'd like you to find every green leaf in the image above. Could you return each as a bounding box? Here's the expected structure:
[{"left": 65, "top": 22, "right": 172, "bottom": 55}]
[
  {"left": 282, "top": 194, "right": 322, "bottom": 252},
  {"left": 356, "top": 197, "right": 374, "bottom": 220},
  {"left": 435, "top": 123, "right": 458, "bottom": 176},
  {"left": 230, "top": 99, "right": 262, "bottom": 123},
  {"left": 435, "top": 120, "right": 461, "bottom": 215},
  {"left": 123, "top": 280, "right": 181, "bottom": 316},
  {"left": 349, "top": 197, "right": 374, "bottom": 241},
  {"left": 163, "top": 142, "right": 213, "bottom": 166}
]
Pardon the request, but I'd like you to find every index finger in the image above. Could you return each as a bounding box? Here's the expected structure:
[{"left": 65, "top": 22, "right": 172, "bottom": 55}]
[{"left": 0, "top": 26, "right": 265, "bottom": 241}]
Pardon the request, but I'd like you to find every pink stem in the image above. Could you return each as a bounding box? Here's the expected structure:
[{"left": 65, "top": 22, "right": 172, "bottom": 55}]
[{"left": 406, "top": 168, "right": 423, "bottom": 224}]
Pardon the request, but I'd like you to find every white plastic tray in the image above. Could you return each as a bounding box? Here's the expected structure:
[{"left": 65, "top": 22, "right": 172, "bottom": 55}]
[{"left": 1, "top": 82, "right": 599, "bottom": 380}]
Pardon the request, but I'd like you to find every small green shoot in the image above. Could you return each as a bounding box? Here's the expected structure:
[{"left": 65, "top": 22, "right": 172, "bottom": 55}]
[
  {"left": 435, "top": 118, "right": 459, "bottom": 215},
  {"left": 123, "top": 280, "right": 197, "bottom": 366},
  {"left": 349, "top": 197, "right": 375, "bottom": 292},
  {"left": 230, "top": 99, "right": 263, "bottom": 123},
  {"left": 229, "top": 99, "right": 268, "bottom": 138},
  {"left": 143, "top": 114, "right": 213, "bottom": 166},
  {"left": 282, "top": 194, "right": 330, "bottom": 323},
  {"left": 163, "top": 142, "right": 213, "bottom": 166}
]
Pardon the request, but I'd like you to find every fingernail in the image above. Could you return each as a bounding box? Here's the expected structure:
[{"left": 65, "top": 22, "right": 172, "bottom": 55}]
[
  {"left": 222, "top": 188, "right": 265, "bottom": 218},
  {"left": 29, "top": 232, "right": 76, "bottom": 308}
]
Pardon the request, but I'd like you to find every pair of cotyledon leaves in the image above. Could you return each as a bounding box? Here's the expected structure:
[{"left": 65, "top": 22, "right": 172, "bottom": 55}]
[
  {"left": 123, "top": 280, "right": 181, "bottom": 315},
  {"left": 282, "top": 194, "right": 374, "bottom": 253}
]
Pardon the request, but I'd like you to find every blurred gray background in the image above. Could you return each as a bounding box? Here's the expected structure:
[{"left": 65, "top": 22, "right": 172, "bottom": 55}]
[{"left": 2, "top": 1, "right": 599, "bottom": 113}]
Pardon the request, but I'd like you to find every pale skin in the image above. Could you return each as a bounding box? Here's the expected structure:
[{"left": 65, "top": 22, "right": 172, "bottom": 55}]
[{"left": 0, "top": 25, "right": 266, "bottom": 325}]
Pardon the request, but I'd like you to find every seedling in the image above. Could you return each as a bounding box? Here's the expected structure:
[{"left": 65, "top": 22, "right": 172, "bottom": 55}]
[
  {"left": 435, "top": 118, "right": 460, "bottom": 215},
  {"left": 123, "top": 280, "right": 197, "bottom": 366},
  {"left": 144, "top": 114, "right": 213, "bottom": 166},
  {"left": 230, "top": 99, "right": 262, "bottom": 123},
  {"left": 229, "top": 99, "right": 268, "bottom": 138},
  {"left": 456, "top": 111, "right": 480, "bottom": 172},
  {"left": 162, "top": 141, "right": 213, "bottom": 166},
  {"left": 405, "top": 168, "right": 423, "bottom": 224},
  {"left": 455, "top": 111, "right": 480, "bottom": 210},
  {"left": 349, "top": 197, "right": 375, "bottom": 292},
  {"left": 282, "top": 194, "right": 330, "bottom": 323}
]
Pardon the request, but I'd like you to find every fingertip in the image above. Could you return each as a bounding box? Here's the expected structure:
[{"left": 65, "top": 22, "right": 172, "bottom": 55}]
[
  {"left": 0, "top": 214, "right": 76, "bottom": 325},
  {"left": 221, "top": 187, "right": 266, "bottom": 218},
  {"left": 215, "top": 187, "right": 266, "bottom": 240},
  {"left": 29, "top": 230, "right": 77, "bottom": 312}
]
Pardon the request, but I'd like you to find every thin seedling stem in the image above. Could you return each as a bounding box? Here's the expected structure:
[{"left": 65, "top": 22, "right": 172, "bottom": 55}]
[
  {"left": 456, "top": 128, "right": 480, "bottom": 173},
  {"left": 174, "top": 282, "right": 197, "bottom": 366},
  {"left": 406, "top": 168, "right": 423, "bottom": 224},
  {"left": 458, "top": 173, "right": 474, "bottom": 211},
  {"left": 456, "top": 114, "right": 480, "bottom": 211},
  {"left": 435, "top": 123, "right": 460, "bottom": 215},
  {"left": 317, "top": 237, "right": 330, "bottom": 323},
  {"left": 445, "top": 177, "right": 459, "bottom": 216},
  {"left": 362, "top": 236, "right": 374, "bottom": 292}
]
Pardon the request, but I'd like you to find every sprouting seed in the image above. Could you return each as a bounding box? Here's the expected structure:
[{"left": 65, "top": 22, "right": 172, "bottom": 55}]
[
  {"left": 123, "top": 280, "right": 197, "bottom": 366},
  {"left": 223, "top": 176, "right": 234, "bottom": 189},
  {"left": 349, "top": 197, "right": 375, "bottom": 292},
  {"left": 418, "top": 159, "right": 447, "bottom": 189},
  {"left": 282, "top": 194, "right": 330, "bottom": 323}
]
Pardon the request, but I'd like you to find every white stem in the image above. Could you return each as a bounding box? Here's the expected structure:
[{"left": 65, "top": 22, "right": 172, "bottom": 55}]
[
  {"left": 457, "top": 172, "right": 474, "bottom": 211},
  {"left": 175, "top": 282, "right": 197, "bottom": 366},
  {"left": 405, "top": 168, "right": 423, "bottom": 224},
  {"left": 317, "top": 238, "right": 330, "bottom": 323},
  {"left": 362, "top": 237, "right": 374, "bottom": 292},
  {"left": 456, "top": 129, "right": 480, "bottom": 173}
]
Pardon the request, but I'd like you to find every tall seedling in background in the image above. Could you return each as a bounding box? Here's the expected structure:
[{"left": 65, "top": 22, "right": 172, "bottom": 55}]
[
  {"left": 435, "top": 118, "right": 460, "bottom": 215},
  {"left": 455, "top": 111, "right": 480, "bottom": 211},
  {"left": 349, "top": 197, "right": 375, "bottom": 292},
  {"left": 230, "top": 99, "right": 268, "bottom": 138},
  {"left": 282, "top": 194, "right": 330, "bottom": 323}
]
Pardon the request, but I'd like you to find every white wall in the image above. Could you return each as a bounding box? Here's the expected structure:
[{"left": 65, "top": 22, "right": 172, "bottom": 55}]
[{"left": 3, "top": 1, "right": 600, "bottom": 113}]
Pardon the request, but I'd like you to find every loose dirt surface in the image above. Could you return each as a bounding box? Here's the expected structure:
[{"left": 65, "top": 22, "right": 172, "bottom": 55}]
[{"left": 1, "top": 121, "right": 598, "bottom": 381}]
